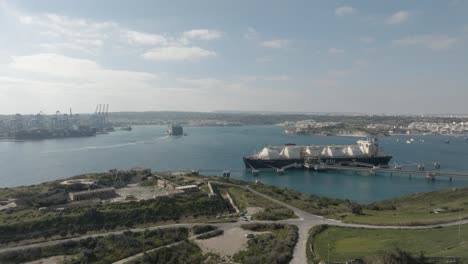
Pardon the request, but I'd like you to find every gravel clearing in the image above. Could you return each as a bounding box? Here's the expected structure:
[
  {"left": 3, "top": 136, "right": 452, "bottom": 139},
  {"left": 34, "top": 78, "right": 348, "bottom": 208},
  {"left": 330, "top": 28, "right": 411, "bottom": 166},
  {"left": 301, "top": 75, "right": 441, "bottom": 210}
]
[{"left": 195, "top": 227, "right": 270, "bottom": 257}]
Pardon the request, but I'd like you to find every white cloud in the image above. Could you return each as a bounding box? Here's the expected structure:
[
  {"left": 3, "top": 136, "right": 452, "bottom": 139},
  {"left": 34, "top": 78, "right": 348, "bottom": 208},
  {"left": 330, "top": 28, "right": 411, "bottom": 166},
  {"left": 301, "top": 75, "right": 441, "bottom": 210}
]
[
  {"left": 328, "top": 48, "right": 344, "bottom": 54},
  {"left": 354, "top": 59, "right": 370, "bottom": 67},
  {"left": 255, "top": 56, "right": 273, "bottom": 63},
  {"left": 16, "top": 13, "right": 119, "bottom": 53},
  {"left": 260, "top": 39, "right": 289, "bottom": 49},
  {"left": 40, "top": 42, "right": 93, "bottom": 53},
  {"left": 177, "top": 77, "right": 223, "bottom": 87},
  {"left": 125, "top": 30, "right": 167, "bottom": 45},
  {"left": 181, "top": 29, "right": 223, "bottom": 41},
  {"left": 178, "top": 75, "right": 290, "bottom": 91},
  {"left": 9, "top": 53, "right": 159, "bottom": 82},
  {"left": 1, "top": 53, "right": 169, "bottom": 112},
  {"left": 360, "top": 37, "right": 375, "bottom": 43},
  {"left": 386, "top": 10, "right": 411, "bottom": 24},
  {"left": 239, "top": 75, "right": 290, "bottom": 82},
  {"left": 14, "top": 11, "right": 221, "bottom": 61},
  {"left": 335, "top": 6, "right": 357, "bottom": 17},
  {"left": 244, "top": 27, "right": 258, "bottom": 40},
  {"left": 263, "top": 75, "right": 290, "bottom": 81},
  {"left": 21, "top": 13, "right": 119, "bottom": 38},
  {"left": 18, "top": 15, "right": 33, "bottom": 24},
  {"left": 393, "top": 34, "right": 458, "bottom": 50},
  {"left": 142, "top": 46, "right": 216, "bottom": 61}
]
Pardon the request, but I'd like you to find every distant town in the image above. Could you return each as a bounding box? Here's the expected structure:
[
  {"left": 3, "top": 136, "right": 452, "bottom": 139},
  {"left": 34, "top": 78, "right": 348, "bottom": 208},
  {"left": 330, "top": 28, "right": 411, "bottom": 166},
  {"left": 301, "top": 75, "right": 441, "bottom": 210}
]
[
  {"left": 2, "top": 110, "right": 468, "bottom": 140},
  {"left": 279, "top": 119, "right": 468, "bottom": 137}
]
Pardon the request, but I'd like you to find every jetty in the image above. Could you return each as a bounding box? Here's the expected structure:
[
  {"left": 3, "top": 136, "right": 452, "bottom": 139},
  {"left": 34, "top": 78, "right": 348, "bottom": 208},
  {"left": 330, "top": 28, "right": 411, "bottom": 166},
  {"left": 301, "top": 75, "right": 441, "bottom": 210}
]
[
  {"left": 199, "top": 162, "right": 468, "bottom": 182},
  {"left": 313, "top": 164, "right": 468, "bottom": 181}
]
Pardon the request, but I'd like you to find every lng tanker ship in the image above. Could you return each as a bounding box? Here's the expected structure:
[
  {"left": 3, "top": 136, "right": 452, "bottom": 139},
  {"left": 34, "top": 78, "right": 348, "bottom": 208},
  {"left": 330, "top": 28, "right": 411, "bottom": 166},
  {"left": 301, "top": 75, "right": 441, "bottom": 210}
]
[{"left": 243, "top": 138, "right": 392, "bottom": 170}]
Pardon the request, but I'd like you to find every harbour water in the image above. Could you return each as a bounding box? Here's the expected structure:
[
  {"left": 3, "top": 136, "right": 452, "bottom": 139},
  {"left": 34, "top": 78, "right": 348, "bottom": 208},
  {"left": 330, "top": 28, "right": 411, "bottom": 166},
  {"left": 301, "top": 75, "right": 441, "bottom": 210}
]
[{"left": 1, "top": 125, "right": 468, "bottom": 203}]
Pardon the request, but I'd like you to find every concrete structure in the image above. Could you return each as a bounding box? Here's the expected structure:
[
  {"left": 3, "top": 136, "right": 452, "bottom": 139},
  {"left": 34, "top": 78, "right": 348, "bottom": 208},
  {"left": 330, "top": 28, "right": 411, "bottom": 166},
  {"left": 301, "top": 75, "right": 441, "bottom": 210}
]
[
  {"left": 157, "top": 179, "right": 175, "bottom": 190},
  {"left": 69, "top": 188, "right": 116, "bottom": 201},
  {"left": 175, "top": 185, "right": 199, "bottom": 193},
  {"left": 60, "top": 179, "right": 95, "bottom": 186},
  {"left": 0, "top": 199, "right": 17, "bottom": 211}
]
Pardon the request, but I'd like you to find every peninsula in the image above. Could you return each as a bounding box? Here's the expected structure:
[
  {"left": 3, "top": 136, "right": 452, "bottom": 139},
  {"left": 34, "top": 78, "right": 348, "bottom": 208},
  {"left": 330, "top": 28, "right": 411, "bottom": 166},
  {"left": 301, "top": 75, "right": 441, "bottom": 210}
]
[{"left": 1, "top": 169, "right": 468, "bottom": 263}]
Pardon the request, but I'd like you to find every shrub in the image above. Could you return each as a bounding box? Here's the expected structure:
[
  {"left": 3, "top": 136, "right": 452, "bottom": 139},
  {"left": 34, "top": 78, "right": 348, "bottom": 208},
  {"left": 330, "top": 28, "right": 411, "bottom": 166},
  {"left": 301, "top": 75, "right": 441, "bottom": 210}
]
[
  {"left": 192, "top": 225, "right": 217, "bottom": 235},
  {"left": 350, "top": 203, "right": 363, "bottom": 215},
  {"left": 196, "top": 229, "right": 224, "bottom": 240}
]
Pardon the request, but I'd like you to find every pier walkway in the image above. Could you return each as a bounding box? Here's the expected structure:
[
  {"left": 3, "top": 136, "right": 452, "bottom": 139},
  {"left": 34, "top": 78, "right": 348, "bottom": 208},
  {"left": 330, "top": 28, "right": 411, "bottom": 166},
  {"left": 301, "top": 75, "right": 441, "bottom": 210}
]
[
  {"left": 199, "top": 165, "right": 468, "bottom": 180},
  {"left": 317, "top": 165, "right": 468, "bottom": 180}
]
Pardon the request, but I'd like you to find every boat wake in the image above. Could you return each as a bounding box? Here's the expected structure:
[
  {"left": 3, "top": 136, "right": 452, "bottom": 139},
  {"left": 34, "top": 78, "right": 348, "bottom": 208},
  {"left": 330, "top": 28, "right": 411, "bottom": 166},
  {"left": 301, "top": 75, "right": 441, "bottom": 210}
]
[{"left": 41, "top": 142, "right": 138, "bottom": 153}]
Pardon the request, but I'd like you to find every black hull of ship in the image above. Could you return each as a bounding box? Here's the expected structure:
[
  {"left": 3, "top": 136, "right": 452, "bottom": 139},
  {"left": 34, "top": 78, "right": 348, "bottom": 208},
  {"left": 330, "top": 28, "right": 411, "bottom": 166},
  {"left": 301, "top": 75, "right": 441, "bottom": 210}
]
[{"left": 243, "top": 156, "right": 393, "bottom": 170}]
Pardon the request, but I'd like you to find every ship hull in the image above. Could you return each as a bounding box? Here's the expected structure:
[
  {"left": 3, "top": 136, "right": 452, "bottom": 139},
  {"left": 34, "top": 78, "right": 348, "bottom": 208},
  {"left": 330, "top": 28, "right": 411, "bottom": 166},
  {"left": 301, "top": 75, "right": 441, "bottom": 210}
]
[{"left": 243, "top": 156, "right": 392, "bottom": 170}]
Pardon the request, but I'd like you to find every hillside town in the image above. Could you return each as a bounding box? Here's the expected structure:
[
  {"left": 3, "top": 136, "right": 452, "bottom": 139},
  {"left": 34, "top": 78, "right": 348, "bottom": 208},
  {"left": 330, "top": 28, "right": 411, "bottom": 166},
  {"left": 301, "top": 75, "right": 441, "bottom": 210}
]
[{"left": 279, "top": 119, "right": 468, "bottom": 136}]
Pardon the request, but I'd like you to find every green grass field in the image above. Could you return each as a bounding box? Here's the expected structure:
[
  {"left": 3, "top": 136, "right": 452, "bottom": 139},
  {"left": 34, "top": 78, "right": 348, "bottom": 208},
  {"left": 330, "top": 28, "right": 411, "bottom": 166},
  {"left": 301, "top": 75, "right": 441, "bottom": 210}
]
[
  {"left": 343, "top": 187, "right": 468, "bottom": 225},
  {"left": 249, "top": 182, "right": 468, "bottom": 226},
  {"left": 313, "top": 225, "right": 468, "bottom": 263},
  {"left": 249, "top": 184, "right": 351, "bottom": 217}
]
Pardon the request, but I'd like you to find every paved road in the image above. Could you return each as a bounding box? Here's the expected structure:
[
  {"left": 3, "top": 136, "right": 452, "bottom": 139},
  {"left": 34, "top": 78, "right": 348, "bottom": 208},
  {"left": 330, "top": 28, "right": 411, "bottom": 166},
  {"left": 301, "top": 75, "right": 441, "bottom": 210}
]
[
  {"left": 3, "top": 181, "right": 468, "bottom": 264},
  {"left": 214, "top": 182, "right": 468, "bottom": 263}
]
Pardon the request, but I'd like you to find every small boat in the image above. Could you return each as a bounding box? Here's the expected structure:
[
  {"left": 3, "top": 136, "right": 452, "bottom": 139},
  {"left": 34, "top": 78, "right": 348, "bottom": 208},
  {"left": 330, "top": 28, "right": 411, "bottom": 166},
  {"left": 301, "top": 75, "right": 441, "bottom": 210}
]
[{"left": 444, "top": 140, "right": 450, "bottom": 144}]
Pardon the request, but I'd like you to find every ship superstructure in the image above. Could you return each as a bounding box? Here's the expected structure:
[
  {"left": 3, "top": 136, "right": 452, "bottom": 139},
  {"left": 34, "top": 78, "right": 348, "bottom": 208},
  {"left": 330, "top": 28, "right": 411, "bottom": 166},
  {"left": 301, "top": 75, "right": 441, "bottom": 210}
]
[
  {"left": 166, "top": 123, "right": 183, "bottom": 136},
  {"left": 243, "top": 138, "right": 392, "bottom": 170}
]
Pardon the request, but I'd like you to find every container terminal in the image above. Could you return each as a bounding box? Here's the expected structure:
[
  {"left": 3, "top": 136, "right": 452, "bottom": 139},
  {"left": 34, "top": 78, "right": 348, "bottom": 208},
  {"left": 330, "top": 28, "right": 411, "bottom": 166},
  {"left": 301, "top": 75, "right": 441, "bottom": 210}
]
[{"left": 0, "top": 104, "right": 114, "bottom": 140}]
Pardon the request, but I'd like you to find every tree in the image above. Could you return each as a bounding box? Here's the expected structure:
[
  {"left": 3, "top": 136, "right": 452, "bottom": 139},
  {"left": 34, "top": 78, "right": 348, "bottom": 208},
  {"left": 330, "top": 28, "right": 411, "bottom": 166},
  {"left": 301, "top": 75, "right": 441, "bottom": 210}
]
[{"left": 350, "top": 203, "right": 363, "bottom": 215}]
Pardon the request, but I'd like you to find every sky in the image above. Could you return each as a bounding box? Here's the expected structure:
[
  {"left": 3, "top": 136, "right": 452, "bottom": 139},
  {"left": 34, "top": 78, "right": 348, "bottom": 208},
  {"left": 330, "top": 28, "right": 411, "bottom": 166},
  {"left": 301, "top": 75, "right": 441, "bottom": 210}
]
[{"left": 0, "top": 0, "right": 467, "bottom": 115}]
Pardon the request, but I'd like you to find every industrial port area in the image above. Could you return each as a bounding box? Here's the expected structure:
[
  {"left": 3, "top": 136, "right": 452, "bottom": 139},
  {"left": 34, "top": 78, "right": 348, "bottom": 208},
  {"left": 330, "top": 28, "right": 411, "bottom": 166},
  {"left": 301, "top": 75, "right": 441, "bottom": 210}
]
[{"left": 0, "top": 104, "right": 116, "bottom": 140}]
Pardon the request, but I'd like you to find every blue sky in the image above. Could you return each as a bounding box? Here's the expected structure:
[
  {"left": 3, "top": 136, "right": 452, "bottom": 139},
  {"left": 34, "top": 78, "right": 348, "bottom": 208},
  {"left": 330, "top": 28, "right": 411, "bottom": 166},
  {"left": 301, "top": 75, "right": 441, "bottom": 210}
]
[{"left": 0, "top": 0, "right": 467, "bottom": 114}]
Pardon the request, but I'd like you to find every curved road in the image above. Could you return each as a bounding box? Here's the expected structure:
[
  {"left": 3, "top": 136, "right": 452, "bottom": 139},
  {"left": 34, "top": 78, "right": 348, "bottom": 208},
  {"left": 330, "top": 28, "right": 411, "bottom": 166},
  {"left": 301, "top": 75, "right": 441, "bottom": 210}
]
[{"left": 2, "top": 181, "right": 468, "bottom": 264}]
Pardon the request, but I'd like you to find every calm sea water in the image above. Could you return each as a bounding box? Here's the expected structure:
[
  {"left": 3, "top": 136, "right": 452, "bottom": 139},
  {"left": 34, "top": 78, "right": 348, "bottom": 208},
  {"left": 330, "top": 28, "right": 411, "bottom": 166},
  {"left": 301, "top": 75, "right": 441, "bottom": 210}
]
[{"left": 1, "top": 125, "right": 468, "bottom": 203}]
